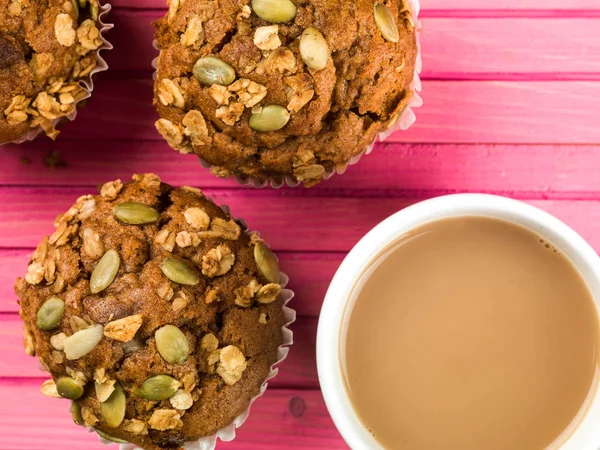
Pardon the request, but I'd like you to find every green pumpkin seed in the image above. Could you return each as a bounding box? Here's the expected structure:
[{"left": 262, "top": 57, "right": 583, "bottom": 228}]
[
  {"left": 90, "top": 249, "right": 120, "bottom": 294},
  {"left": 63, "top": 324, "right": 104, "bottom": 360},
  {"left": 299, "top": 27, "right": 329, "bottom": 71},
  {"left": 249, "top": 105, "right": 290, "bottom": 132},
  {"left": 71, "top": 402, "right": 84, "bottom": 426},
  {"left": 56, "top": 377, "right": 84, "bottom": 400},
  {"left": 251, "top": 0, "right": 297, "bottom": 23},
  {"left": 161, "top": 258, "right": 200, "bottom": 286},
  {"left": 78, "top": 0, "right": 86, "bottom": 8},
  {"left": 155, "top": 325, "right": 190, "bottom": 364},
  {"left": 96, "top": 430, "right": 128, "bottom": 444},
  {"left": 374, "top": 3, "right": 400, "bottom": 43},
  {"left": 134, "top": 375, "right": 181, "bottom": 401},
  {"left": 89, "top": 2, "right": 99, "bottom": 21},
  {"left": 193, "top": 56, "right": 236, "bottom": 86},
  {"left": 254, "top": 242, "right": 280, "bottom": 283},
  {"left": 101, "top": 382, "right": 126, "bottom": 428},
  {"left": 114, "top": 202, "right": 159, "bottom": 225},
  {"left": 36, "top": 297, "right": 65, "bottom": 331}
]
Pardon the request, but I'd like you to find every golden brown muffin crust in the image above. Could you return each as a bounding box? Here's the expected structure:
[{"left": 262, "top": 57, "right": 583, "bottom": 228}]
[
  {"left": 0, "top": 0, "right": 104, "bottom": 143},
  {"left": 153, "top": 0, "right": 417, "bottom": 186},
  {"left": 16, "top": 174, "right": 286, "bottom": 450}
]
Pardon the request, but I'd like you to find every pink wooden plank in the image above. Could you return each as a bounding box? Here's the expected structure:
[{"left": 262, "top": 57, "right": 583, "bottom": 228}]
[
  {"left": 400, "top": 81, "right": 600, "bottom": 143},
  {"left": 0, "top": 314, "right": 319, "bottom": 387},
  {"left": 105, "top": 0, "right": 600, "bottom": 10},
  {"left": 421, "top": 19, "right": 600, "bottom": 75},
  {"left": 106, "top": 10, "right": 157, "bottom": 73},
  {"left": 104, "top": 10, "right": 600, "bottom": 75},
  {"left": 0, "top": 379, "right": 342, "bottom": 449},
  {"left": 3, "top": 190, "right": 600, "bottom": 251},
  {"left": 3, "top": 141, "right": 600, "bottom": 193},
  {"left": 48, "top": 78, "right": 600, "bottom": 144},
  {"left": 422, "top": 0, "right": 600, "bottom": 10},
  {"left": 0, "top": 250, "right": 339, "bottom": 317}
]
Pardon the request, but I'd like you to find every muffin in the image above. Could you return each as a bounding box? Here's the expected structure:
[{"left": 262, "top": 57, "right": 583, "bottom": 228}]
[
  {"left": 153, "top": 0, "right": 418, "bottom": 186},
  {"left": 0, "top": 0, "right": 108, "bottom": 144},
  {"left": 15, "top": 173, "right": 288, "bottom": 450}
]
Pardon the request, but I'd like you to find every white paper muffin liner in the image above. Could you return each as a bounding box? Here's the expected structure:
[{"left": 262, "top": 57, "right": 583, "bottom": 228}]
[
  {"left": 91, "top": 199, "right": 296, "bottom": 450},
  {"left": 152, "top": 0, "right": 421, "bottom": 188},
  {"left": 1, "top": 2, "right": 113, "bottom": 145}
]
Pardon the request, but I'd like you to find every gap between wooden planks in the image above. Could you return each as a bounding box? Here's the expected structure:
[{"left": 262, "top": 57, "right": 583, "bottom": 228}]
[
  {"left": 3, "top": 141, "right": 600, "bottom": 194},
  {"left": 31, "top": 76, "right": 600, "bottom": 144},
  {"left": 105, "top": 0, "right": 600, "bottom": 11},
  {"left": 103, "top": 10, "right": 600, "bottom": 75},
  {"left": 0, "top": 379, "right": 344, "bottom": 450},
  {"left": 3, "top": 192, "right": 600, "bottom": 252}
]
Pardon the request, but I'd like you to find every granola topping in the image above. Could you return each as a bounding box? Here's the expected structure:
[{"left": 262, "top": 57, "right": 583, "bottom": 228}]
[
  {"left": 228, "top": 78, "right": 268, "bottom": 108},
  {"left": 181, "top": 15, "right": 204, "bottom": 46},
  {"left": 55, "top": 13, "right": 76, "bottom": 47},
  {"left": 217, "top": 345, "right": 247, "bottom": 385},
  {"left": 100, "top": 180, "right": 123, "bottom": 200},
  {"left": 82, "top": 228, "right": 104, "bottom": 259},
  {"left": 182, "top": 110, "right": 211, "bottom": 146},
  {"left": 202, "top": 245, "right": 235, "bottom": 277},
  {"left": 157, "top": 78, "right": 185, "bottom": 108},
  {"left": 235, "top": 279, "right": 260, "bottom": 308},
  {"left": 103, "top": 315, "right": 143, "bottom": 342},
  {"left": 209, "top": 84, "right": 234, "bottom": 106},
  {"left": 267, "top": 48, "right": 297, "bottom": 74},
  {"left": 256, "top": 283, "right": 282, "bottom": 304},
  {"left": 215, "top": 102, "right": 244, "bottom": 126},
  {"left": 148, "top": 409, "right": 183, "bottom": 431},
  {"left": 285, "top": 73, "right": 315, "bottom": 113},
  {"left": 170, "top": 389, "right": 194, "bottom": 410},
  {"left": 122, "top": 419, "right": 149, "bottom": 435},
  {"left": 81, "top": 406, "right": 99, "bottom": 426},
  {"left": 184, "top": 207, "right": 210, "bottom": 230},
  {"left": 253, "top": 25, "right": 281, "bottom": 51},
  {"left": 76, "top": 19, "right": 102, "bottom": 53}
]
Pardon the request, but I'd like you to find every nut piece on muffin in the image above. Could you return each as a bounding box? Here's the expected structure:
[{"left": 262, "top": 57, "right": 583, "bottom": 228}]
[
  {"left": 16, "top": 174, "right": 286, "bottom": 450},
  {"left": 0, "top": 0, "right": 106, "bottom": 144},
  {"left": 153, "top": 0, "right": 417, "bottom": 186}
]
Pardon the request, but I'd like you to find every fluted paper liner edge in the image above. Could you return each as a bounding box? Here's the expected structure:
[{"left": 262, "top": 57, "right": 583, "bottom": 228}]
[
  {"left": 152, "top": 0, "right": 422, "bottom": 188},
  {"left": 2, "top": 2, "right": 114, "bottom": 145}
]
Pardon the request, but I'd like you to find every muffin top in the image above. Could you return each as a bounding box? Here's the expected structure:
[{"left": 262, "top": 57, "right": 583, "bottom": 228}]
[
  {"left": 0, "top": 0, "right": 104, "bottom": 144},
  {"left": 153, "top": 0, "right": 417, "bottom": 186},
  {"left": 15, "top": 174, "right": 286, "bottom": 450}
]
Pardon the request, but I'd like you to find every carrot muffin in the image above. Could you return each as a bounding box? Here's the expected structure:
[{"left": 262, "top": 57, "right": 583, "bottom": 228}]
[
  {"left": 0, "top": 0, "right": 106, "bottom": 144},
  {"left": 15, "top": 173, "right": 286, "bottom": 449},
  {"left": 153, "top": 0, "right": 417, "bottom": 186}
]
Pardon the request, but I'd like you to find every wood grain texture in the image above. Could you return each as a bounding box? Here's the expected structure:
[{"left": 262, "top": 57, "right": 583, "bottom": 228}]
[
  {"left": 105, "top": 0, "right": 600, "bottom": 11},
  {"left": 3, "top": 142, "right": 600, "bottom": 193},
  {"left": 3, "top": 0, "right": 600, "bottom": 448},
  {"left": 0, "top": 379, "right": 342, "bottom": 450},
  {"left": 0, "top": 314, "right": 319, "bottom": 388},
  {"left": 42, "top": 77, "right": 600, "bottom": 144},
  {"left": 105, "top": 10, "right": 600, "bottom": 75},
  {"left": 3, "top": 190, "right": 600, "bottom": 251}
]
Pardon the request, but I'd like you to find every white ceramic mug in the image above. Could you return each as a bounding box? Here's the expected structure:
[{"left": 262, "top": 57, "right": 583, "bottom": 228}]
[{"left": 317, "top": 194, "right": 600, "bottom": 450}]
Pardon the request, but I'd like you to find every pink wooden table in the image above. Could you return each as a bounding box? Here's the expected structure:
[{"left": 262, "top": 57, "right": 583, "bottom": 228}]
[{"left": 2, "top": 1, "right": 600, "bottom": 448}]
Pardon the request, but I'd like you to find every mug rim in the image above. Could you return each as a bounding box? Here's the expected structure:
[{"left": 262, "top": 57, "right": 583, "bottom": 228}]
[{"left": 316, "top": 193, "right": 600, "bottom": 450}]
